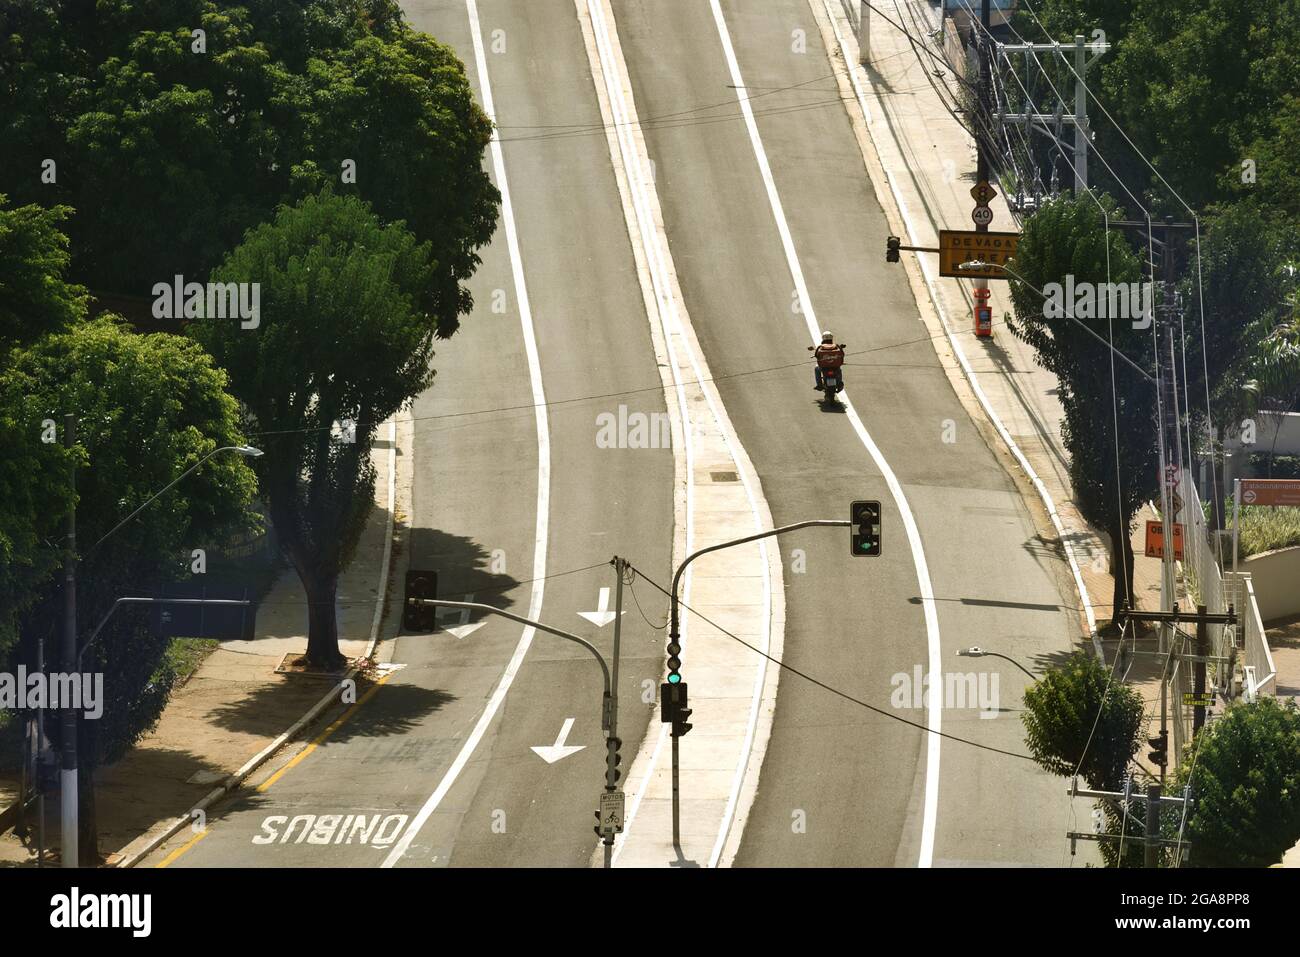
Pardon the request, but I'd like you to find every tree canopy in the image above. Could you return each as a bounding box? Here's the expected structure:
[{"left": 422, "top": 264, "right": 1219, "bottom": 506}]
[
  {"left": 0, "top": 0, "right": 497, "bottom": 336},
  {"left": 193, "top": 189, "right": 437, "bottom": 667}
]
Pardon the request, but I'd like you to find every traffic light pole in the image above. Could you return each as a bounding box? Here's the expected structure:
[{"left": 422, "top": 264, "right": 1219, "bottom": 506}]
[
  {"left": 663, "top": 520, "right": 850, "bottom": 848},
  {"left": 411, "top": 597, "right": 622, "bottom": 859},
  {"left": 603, "top": 557, "right": 628, "bottom": 868},
  {"left": 413, "top": 600, "right": 611, "bottom": 696},
  {"left": 60, "top": 414, "right": 77, "bottom": 868}
]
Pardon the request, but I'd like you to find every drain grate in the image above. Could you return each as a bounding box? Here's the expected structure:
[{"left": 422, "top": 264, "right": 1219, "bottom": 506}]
[{"left": 709, "top": 471, "right": 739, "bottom": 482}]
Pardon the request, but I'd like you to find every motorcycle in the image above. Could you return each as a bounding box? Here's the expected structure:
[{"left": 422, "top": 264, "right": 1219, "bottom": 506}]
[{"left": 808, "top": 344, "right": 846, "bottom": 404}]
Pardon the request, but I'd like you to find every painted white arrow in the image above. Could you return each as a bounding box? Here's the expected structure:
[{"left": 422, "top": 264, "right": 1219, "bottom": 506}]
[
  {"left": 438, "top": 594, "right": 486, "bottom": 640},
  {"left": 577, "top": 587, "right": 623, "bottom": 627},
  {"left": 530, "top": 717, "right": 585, "bottom": 764}
]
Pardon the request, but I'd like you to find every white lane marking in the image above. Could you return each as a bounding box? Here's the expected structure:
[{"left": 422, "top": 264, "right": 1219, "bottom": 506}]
[
  {"left": 707, "top": 0, "right": 943, "bottom": 868},
  {"left": 819, "top": 0, "right": 1099, "bottom": 647},
  {"left": 577, "top": 587, "right": 622, "bottom": 627},
  {"left": 531, "top": 717, "right": 586, "bottom": 763},
  {"left": 381, "top": 0, "right": 552, "bottom": 868},
  {"left": 584, "top": 0, "right": 775, "bottom": 869}
]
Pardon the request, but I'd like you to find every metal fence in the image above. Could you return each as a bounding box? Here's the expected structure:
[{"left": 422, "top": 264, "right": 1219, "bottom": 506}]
[{"left": 1178, "top": 469, "right": 1277, "bottom": 700}]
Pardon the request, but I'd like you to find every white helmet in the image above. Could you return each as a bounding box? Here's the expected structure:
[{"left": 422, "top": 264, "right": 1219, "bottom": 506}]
[{"left": 821, "top": 330, "right": 834, "bottom": 342}]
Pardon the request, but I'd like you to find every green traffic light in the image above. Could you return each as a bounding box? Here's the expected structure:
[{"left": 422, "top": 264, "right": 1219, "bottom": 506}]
[{"left": 667, "top": 673, "right": 681, "bottom": 684}]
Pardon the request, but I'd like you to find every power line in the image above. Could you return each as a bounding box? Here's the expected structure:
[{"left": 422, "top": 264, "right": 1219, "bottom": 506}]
[{"left": 626, "top": 560, "right": 1039, "bottom": 762}]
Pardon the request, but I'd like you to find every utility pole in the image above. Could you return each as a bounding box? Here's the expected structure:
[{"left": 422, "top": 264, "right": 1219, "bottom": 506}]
[
  {"left": 857, "top": 2, "right": 870, "bottom": 65},
  {"left": 1066, "top": 778, "right": 1194, "bottom": 867},
  {"left": 971, "top": 0, "right": 992, "bottom": 335},
  {"left": 1118, "top": 605, "right": 1236, "bottom": 784},
  {"left": 1143, "top": 783, "right": 1161, "bottom": 868},
  {"left": 61, "top": 413, "right": 78, "bottom": 869},
  {"left": 600, "top": 557, "right": 628, "bottom": 868},
  {"left": 995, "top": 36, "right": 1108, "bottom": 197},
  {"left": 1193, "top": 605, "right": 1209, "bottom": 736}
]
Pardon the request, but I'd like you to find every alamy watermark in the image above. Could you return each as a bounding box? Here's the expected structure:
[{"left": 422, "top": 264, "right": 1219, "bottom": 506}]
[
  {"left": 891, "top": 666, "right": 1000, "bottom": 718},
  {"left": 0, "top": 667, "right": 103, "bottom": 719},
  {"left": 152, "top": 275, "right": 260, "bottom": 329},
  {"left": 1043, "top": 274, "right": 1154, "bottom": 329}
]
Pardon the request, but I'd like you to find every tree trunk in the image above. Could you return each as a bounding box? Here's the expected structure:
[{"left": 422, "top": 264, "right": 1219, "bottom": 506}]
[
  {"left": 302, "top": 569, "right": 346, "bottom": 671},
  {"left": 1109, "top": 516, "right": 1136, "bottom": 622}
]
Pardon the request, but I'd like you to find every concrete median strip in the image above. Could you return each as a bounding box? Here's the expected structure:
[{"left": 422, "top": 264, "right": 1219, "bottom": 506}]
[{"left": 577, "top": 0, "right": 785, "bottom": 868}]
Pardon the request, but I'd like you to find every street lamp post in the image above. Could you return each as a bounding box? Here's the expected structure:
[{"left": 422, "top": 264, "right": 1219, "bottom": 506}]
[
  {"left": 957, "top": 646, "right": 1038, "bottom": 680},
  {"left": 57, "top": 435, "right": 260, "bottom": 868},
  {"left": 409, "top": 596, "right": 621, "bottom": 864}
]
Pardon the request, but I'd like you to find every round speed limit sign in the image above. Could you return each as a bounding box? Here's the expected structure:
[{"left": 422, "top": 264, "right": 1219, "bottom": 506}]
[{"left": 971, "top": 205, "right": 993, "bottom": 226}]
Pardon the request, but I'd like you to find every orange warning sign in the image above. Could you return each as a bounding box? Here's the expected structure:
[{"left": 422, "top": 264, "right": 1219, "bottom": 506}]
[{"left": 1144, "top": 521, "right": 1184, "bottom": 560}]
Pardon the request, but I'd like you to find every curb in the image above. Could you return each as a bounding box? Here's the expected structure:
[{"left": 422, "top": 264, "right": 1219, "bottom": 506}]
[{"left": 113, "top": 417, "right": 401, "bottom": 868}]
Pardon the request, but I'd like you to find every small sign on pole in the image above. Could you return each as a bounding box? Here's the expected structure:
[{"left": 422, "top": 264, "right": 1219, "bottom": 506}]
[
  {"left": 598, "top": 790, "right": 625, "bottom": 836},
  {"left": 1144, "top": 521, "right": 1184, "bottom": 560}
]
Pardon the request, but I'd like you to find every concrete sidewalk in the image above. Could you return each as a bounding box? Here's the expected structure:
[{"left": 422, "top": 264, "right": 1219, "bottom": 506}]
[{"left": 0, "top": 416, "right": 406, "bottom": 867}]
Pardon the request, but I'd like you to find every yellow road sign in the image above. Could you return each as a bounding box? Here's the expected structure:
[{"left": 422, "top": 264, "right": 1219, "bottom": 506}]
[
  {"left": 938, "top": 229, "right": 1020, "bottom": 278},
  {"left": 970, "top": 180, "right": 997, "bottom": 204}
]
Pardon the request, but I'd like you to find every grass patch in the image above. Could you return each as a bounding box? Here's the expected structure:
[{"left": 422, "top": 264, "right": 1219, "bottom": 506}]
[
  {"left": 1237, "top": 505, "right": 1300, "bottom": 558},
  {"left": 163, "top": 637, "right": 220, "bottom": 686}
]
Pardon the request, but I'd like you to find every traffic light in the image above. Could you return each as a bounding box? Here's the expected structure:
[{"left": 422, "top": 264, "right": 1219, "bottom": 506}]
[
  {"left": 886, "top": 235, "right": 901, "bottom": 263},
  {"left": 402, "top": 569, "right": 438, "bottom": 633},
  {"left": 675, "top": 706, "right": 693, "bottom": 738},
  {"left": 666, "top": 639, "right": 682, "bottom": 684},
  {"left": 605, "top": 736, "right": 623, "bottom": 788},
  {"left": 661, "top": 681, "right": 693, "bottom": 737},
  {"left": 851, "top": 500, "right": 882, "bottom": 557},
  {"left": 1148, "top": 730, "right": 1168, "bottom": 767}
]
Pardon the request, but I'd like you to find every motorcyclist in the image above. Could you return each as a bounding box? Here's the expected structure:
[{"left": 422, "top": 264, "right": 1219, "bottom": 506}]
[{"left": 809, "top": 331, "right": 846, "bottom": 391}]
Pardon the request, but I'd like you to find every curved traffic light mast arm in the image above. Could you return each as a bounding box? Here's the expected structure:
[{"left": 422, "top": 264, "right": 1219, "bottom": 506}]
[
  {"left": 666, "top": 520, "right": 852, "bottom": 669},
  {"left": 412, "top": 599, "right": 611, "bottom": 696}
]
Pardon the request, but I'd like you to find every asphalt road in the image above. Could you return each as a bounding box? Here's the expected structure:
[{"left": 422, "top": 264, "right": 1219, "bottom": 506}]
[
  {"left": 612, "top": 0, "right": 1080, "bottom": 866},
  {"left": 144, "top": 0, "right": 1084, "bottom": 869},
  {"left": 145, "top": 0, "right": 673, "bottom": 869}
]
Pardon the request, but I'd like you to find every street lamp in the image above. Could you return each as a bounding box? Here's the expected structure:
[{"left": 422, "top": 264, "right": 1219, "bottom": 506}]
[
  {"left": 956, "top": 259, "right": 1155, "bottom": 384},
  {"left": 56, "top": 435, "right": 261, "bottom": 868},
  {"left": 958, "top": 646, "right": 1038, "bottom": 680}
]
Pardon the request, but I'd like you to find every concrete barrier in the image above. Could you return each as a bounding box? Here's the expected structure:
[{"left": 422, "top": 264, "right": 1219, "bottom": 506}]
[{"left": 1242, "top": 545, "right": 1300, "bottom": 622}]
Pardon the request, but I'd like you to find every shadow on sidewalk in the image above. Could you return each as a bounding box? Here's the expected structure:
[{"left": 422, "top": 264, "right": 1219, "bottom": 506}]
[{"left": 206, "top": 679, "right": 456, "bottom": 742}]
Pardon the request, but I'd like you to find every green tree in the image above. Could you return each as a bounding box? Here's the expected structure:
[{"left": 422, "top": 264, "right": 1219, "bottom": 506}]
[
  {"left": 1100, "top": 0, "right": 1300, "bottom": 211},
  {"left": 1022, "top": 649, "right": 1146, "bottom": 867},
  {"left": 6, "top": 316, "right": 257, "bottom": 862},
  {"left": 1190, "top": 202, "right": 1300, "bottom": 438},
  {"left": 0, "top": 196, "right": 86, "bottom": 359},
  {"left": 1174, "top": 697, "right": 1300, "bottom": 867},
  {"left": 193, "top": 190, "right": 436, "bottom": 670},
  {"left": 1022, "top": 650, "right": 1143, "bottom": 789},
  {"left": 0, "top": 195, "right": 86, "bottom": 658},
  {"left": 1006, "top": 195, "right": 1156, "bottom": 617},
  {"left": 1, "top": 0, "right": 497, "bottom": 336}
]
